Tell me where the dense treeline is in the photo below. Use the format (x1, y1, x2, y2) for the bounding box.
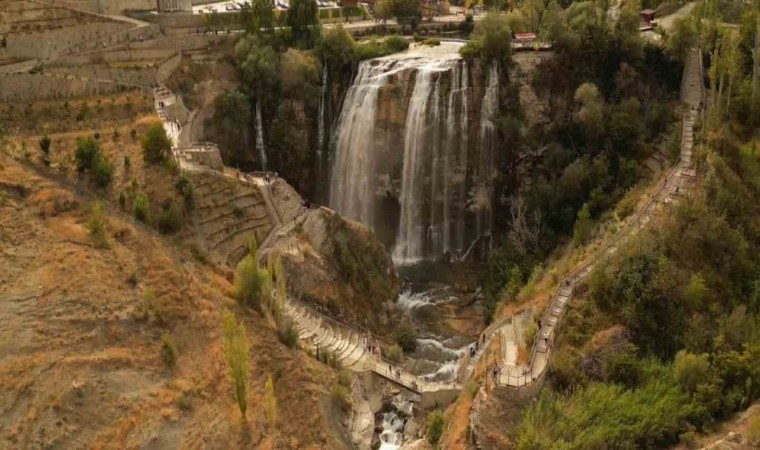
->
(481, 1, 681, 322)
(514, 1, 760, 445)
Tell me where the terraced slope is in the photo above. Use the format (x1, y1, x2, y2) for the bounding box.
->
(190, 171, 274, 266)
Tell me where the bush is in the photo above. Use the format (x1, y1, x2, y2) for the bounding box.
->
(233, 240, 268, 310)
(142, 123, 172, 164)
(133, 191, 150, 223)
(385, 35, 409, 52)
(87, 200, 108, 246)
(39, 134, 51, 155)
(421, 37, 441, 46)
(386, 344, 403, 363)
(331, 384, 351, 411)
(174, 175, 194, 210)
(91, 153, 114, 188)
(338, 369, 352, 388)
(426, 410, 446, 446)
(161, 332, 177, 367)
(223, 310, 250, 416)
(393, 325, 417, 353)
(74, 136, 100, 174)
(158, 199, 184, 234)
(674, 351, 710, 393)
(119, 190, 127, 211)
(276, 318, 299, 348)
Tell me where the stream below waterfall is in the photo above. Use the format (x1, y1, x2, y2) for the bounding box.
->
(395, 261, 481, 383)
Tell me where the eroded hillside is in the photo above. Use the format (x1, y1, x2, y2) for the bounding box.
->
(0, 153, 348, 449)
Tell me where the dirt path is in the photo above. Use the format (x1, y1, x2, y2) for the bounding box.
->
(658, 2, 697, 32)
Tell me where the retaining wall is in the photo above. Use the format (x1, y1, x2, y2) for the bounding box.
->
(0, 73, 139, 101)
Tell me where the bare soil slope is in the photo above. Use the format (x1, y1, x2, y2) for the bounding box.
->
(0, 152, 346, 449)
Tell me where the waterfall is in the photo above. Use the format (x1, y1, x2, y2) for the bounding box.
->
(393, 67, 438, 263)
(456, 62, 470, 254)
(476, 61, 499, 238)
(255, 101, 268, 171)
(329, 60, 397, 226)
(317, 65, 328, 158)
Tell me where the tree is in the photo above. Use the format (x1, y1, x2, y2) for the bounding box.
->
(572, 203, 593, 246)
(237, 37, 280, 99)
(674, 350, 710, 393)
(249, 0, 275, 33)
(133, 191, 150, 223)
(39, 134, 51, 166)
(233, 238, 269, 310)
(280, 49, 321, 99)
(91, 153, 114, 188)
(426, 410, 446, 446)
(87, 200, 108, 246)
(223, 309, 250, 417)
(375, 0, 419, 21)
(469, 12, 512, 63)
(74, 136, 100, 174)
(264, 373, 277, 437)
(287, 0, 319, 45)
(666, 17, 697, 62)
(158, 199, 184, 234)
(141, 123, 172, 164)
(209, 91, 251, 165)
(318, 24, 356, 69)
(574, 82, 604, 142)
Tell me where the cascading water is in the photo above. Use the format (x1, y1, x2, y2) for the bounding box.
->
(255, 101, 268, 170)
(476, 61, 499, 238)
(329, 59, 398, 226)
(317, 65, 328, 158)
(329, 43, 478, 262)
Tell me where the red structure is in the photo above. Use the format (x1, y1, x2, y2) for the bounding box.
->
(640, 9, 656, 24)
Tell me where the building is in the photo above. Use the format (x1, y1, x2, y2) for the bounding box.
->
(157, 0, 191, 13)
(640, 9, 656, 24)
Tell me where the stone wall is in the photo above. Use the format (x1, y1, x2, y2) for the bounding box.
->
(50, 48, 176, 67)
(45, 65, 158, 86)
(5, 22, 160, 60)
(0, 73, 140, 101)
(55, 0, 157, 14)
(156, 52, 182, 82)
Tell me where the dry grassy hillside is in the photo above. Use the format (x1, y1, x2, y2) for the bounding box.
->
(0, 152, 348, 448)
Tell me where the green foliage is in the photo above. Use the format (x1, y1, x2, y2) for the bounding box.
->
(91, 153, 114, 188)
(133, 191, 150, 223)
(318, 24, 356, 69)
(386, 344, 403, 363)
(426, 410, 446, 446)
(354, 36, 409, 60)
(141, 123, 172, 164)
(119, 190, 127, 211)
(248, 0, 275, 32)
(460, 13, 512, 64)
(666, 17, 698, 62)
(674, 351, 710, 393)
(375, 0, 419, 21)
(160, 332, 177, 368)
(39, 134, 51, 155)
(208, 91, 251, 166)
(236, 36, 280, 99)
(572, 203, 593, 246)
(393, 325, 417, 353)
(420, 38, 441, 47)
(223, 309, 250, 416)
(174, 175, 194, 210)
(331, 218, 394, 302)
(233, 239, 270, 310)
(330, 384, 351, 411)
(158, 198, 184, 234)
(287, 0, 319, 46)
(74, 136, 100, 174)
(87, 200, 108, 247)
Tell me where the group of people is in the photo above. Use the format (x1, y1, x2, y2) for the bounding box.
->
(468, 333, 487, 357)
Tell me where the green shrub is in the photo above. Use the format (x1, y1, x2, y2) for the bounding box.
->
(119, 190, 127, 211)
(233, 240, 269, 310)
(142, 123, 172, 164)
(91, 153, 114, 188)
(421, 37, 441, 46)
(386, 344, 403, 363)
(385, 35, 409, 52)
(74, 136, 100, 173)
(133, 191, 150, 223)
(158, 199, 184, 234)
(338, 369, 352, 388)
(174, 175, 194, 210)
(393, 325, 417, 353)
(223, 309, 250, 416)
(39, 134, 51, 155)
(87, 200, 108, 247)
(426, 410, 446, 446)
(161, 332, 177, 367)
(276, 318, 299, 348)
(674, 351, 710, 393)
(331, 384, 351, 411)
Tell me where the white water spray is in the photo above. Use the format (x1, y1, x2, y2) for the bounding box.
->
(255, 101, 268, 170)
